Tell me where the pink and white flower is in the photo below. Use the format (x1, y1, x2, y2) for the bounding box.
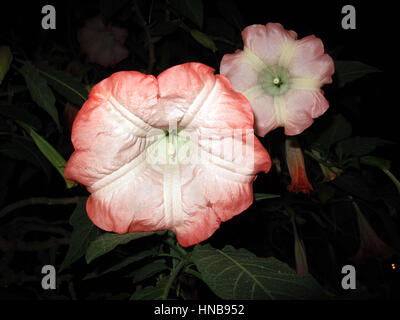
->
(220, 23, 334, 136)
(65, 63, 271, 247)
(78, 16, 129, 68)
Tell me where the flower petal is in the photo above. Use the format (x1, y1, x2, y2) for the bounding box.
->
(242, 23, 297, 66)
(220, 50, 259, 92)
(285, 137, 313, 194)
(284, 89, 329, 135)
(289, 35, 334, 84)
(157, 63, 216, 128)
(249, 94, 279, 136)
(65, 63, 271, 247)
(181, 74, 255, 131)
(177, 164, 254, 246)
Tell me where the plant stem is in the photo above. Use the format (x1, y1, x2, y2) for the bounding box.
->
(382, 168, 400, 194)
(161, 259, 186, 300)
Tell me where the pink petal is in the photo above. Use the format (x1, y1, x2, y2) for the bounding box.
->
(177, 164, 255, 246)
(86, 167, 165, 234)
(285, 137, 313, 194)
(242, 23, 297, 66)
(65, 63, 271, 247)
(183, 74, 255, 130)
(284, 89, 329, 135)
(157, 63, 216, 128)
(249, 94, 279, 137)
(289, 35, 334, 84)
(220, 50, 259, 92)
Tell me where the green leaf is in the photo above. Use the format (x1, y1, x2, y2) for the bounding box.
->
(17, 121, 76, 188)
(0, 105, 42, 131)
(131, 259, 169, 284)
(86, 231, 166, 264)
(192, 244, 325, 300)
(170, 0, 204, 29)
(39, 68, 88, 107)
(18, 61, 59, 128)
(190, 29, 217, 52)
(130, 278, 169, 300)
(334, 60, 381, 88)
(254, 193, 280, 201)
(83, 249, 156, 280)
(315, 114, 352, 152)
(360, 155, 391, 171)
(335, 137, 392, 158)
(0, 46, 13, 85)
(60, 198, 102, 272)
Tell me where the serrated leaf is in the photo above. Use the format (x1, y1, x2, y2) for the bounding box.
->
(170, 0, 203, 29)
(86, 231, 166, 264)
(17, 121, 75, 188)
(131, 259, 169, 284)
(192, 244, 325, 300)
(254, 193, 280, 201)
(39, 68, 88, 106)
(190, 29, 217, 52)
(60, 198, 102, 272)
(84, 249, 156, 280)
(18, 61, 59, 128)
(130, 278, 169, 300)
(335, 137, 392, 158)
(0, 46, 12, 85)
(334, 60, 381, 88)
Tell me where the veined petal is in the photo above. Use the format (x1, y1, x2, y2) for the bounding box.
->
(250, 94, 279, 137)
(284, 89, 329, 136)
(220, 51, 259, 92)
(242, 23, 297, 66)
(289, 35, 334, 84)
(177, 164, 254, 246)
(65, 62, 271, 247)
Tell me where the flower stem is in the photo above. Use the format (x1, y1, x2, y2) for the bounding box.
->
(382, 168, 400, 194)
(161, 258, 186, 300)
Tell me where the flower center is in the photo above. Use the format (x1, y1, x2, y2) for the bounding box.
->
(147, 127, 193, 165)
(259, 66, 291, 96)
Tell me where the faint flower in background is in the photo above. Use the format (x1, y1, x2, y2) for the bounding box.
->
(292, 217, 309, 275)
(77, 15, 130, 68)
(351, 201, 397, 264)
(65, 63, 271, 247)
(285, 136, 313, 194)
(220, 22, 334, 136)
